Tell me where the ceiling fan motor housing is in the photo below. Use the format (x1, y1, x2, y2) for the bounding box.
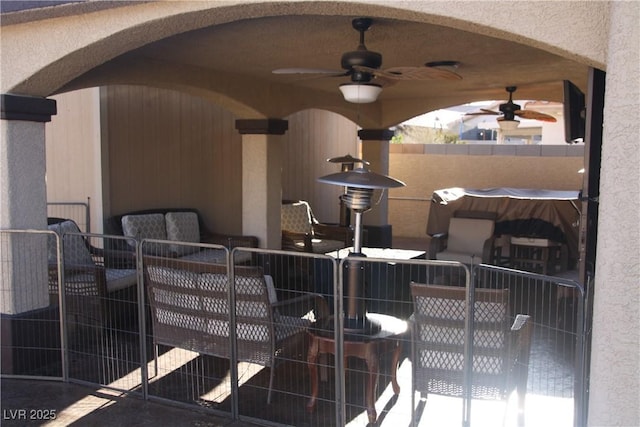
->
(499, 86, 520, 120)
(341, 49, 382, 70)
(499, 101, 521, 120)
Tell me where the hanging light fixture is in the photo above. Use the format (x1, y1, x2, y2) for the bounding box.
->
(318, 167, 405, 335)
(339, 83, 382, 103)
(497, 117, 520, 130)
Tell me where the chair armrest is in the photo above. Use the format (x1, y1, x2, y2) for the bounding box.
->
(510, 314, 531, 332)
(273, 293, 329, 321)
(90, 246, 137, 269)
(482, 236, 496, 264)
(57, 263, 108, 295)
(281, 230, 313, 252)
(428, 233, 447, 259)
(510, 315, 533, 365)
(509, 314, 533, 391)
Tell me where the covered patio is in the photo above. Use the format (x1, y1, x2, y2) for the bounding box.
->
(1, 2, 639, 427)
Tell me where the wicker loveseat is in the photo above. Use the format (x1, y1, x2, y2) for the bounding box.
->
(143, 256, 328, 403)
(105, 208, 258, 264)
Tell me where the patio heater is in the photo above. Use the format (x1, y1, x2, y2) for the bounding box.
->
(318, 167, 405, 335)
(327, 154, 369, 227)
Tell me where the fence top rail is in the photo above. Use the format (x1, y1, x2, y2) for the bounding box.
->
(476, 263, 584, 295)
(47, 201, 89, 207)
(0, 228, 56, 234)
(140, 237, 228, 252)
(231, 246, 338, 262)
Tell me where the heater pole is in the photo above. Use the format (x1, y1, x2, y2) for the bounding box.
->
(353, 211, 363, 253)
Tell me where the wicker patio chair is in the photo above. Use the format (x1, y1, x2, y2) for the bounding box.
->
(143, 256, 329, 404)
(409, 283, 532, 426)
(281, 200, 352, 253)
(47, 219, 137, 328)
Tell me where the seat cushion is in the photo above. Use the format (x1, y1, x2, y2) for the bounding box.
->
(165, 212, 200, 256)
(446, 218, 494, 256)
(105, 268, 138, 292)
(121, 213, 167, 254)
(435, 250, 477, 265)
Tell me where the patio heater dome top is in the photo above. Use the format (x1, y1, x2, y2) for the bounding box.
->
(317, 167, 405, 190)
(326, 154, 370, 166)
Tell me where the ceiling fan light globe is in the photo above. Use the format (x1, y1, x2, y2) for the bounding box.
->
(497, 117, 520, 130)
(339, 83, 382, 103)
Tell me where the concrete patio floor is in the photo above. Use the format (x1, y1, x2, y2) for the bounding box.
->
(1, 378, 259, 427)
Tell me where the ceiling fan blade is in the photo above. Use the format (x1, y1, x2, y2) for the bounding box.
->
(465, 108, 500, 116)
(272, 68, 344, 75)
(380, 66, 462, 81)
(515, 109, 558, 122)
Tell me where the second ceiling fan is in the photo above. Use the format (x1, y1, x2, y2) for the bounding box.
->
(273, 18, 462, 103)
(466, 86, 558, 128)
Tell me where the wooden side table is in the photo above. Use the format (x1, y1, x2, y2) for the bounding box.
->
(306, 313, 407, 424)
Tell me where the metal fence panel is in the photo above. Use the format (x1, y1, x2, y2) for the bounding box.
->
(55, 231, 142, 393)
(1, 230, 63, 380)
(1, 233, 587, 427)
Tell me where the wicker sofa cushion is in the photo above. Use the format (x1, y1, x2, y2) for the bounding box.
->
(47, 220, 94, 266)
(122, 213, 167, 254)
(165, 212, 200, 256)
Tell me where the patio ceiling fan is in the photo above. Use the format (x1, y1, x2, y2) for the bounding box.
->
(272, 18, 462, 103)
(465, 86, 558, 128)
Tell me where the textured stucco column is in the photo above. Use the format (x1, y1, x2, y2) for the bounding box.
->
(588, 2, 640, 426)
(0, 94, 56, 314)
(236, 119, 287, 249)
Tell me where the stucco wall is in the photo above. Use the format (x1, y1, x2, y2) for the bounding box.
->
(587, 2, 640, 425)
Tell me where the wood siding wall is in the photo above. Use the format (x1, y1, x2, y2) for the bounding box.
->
(103, 85, 243, 234)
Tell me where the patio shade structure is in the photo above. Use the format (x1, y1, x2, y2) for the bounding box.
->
(427, 187, 582, 264)
(318, 167, 405, 334)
